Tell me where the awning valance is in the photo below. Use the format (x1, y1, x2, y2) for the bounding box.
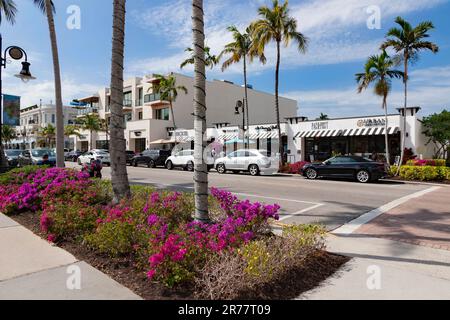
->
(295, 127, 399, 139)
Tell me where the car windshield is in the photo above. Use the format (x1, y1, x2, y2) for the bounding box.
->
(5, 150, 22, 156)
(32, 150, 56, 157)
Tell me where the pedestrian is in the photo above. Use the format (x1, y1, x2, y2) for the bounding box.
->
(42, 154, 53, 167)
(91, 159, 103, 179)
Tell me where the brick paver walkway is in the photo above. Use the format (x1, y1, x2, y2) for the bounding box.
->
(357, 187, 450, 251)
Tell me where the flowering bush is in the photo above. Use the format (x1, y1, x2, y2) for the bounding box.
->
(280, 161, 310, 174)
(406, 159, 446, 167)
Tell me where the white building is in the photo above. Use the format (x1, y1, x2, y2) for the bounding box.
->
(72, 72, 298, 152)
(10, 104, 79, 150)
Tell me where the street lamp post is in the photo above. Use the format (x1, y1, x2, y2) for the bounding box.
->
(235, 99, 248, 149)
(0, 34, 35, 172)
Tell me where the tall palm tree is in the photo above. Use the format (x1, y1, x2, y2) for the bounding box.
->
(219, 25, 266, 148)
(79, 113, 101, 150)
(64, 124, 81, 138)
(152, 74, 188, 129)
(0, 0, 16, 24)
(109, 0, 130, 201)
(180, 46, 219, 70)
(251, 0, 308, 168)
(192, 0, 208, 222)
(381, 16, 439, 170)
(0, 0, 17, 169)
(356, 51, 404, 165)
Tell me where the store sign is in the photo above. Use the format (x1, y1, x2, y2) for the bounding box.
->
(174, 131, 189, 137)
(256, 125, 278, 131)
(357, 118, 386, 127)
(311, 122, 328, 130)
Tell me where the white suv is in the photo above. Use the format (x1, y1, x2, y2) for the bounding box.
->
(78, 150, 111, 166)
(165, 150, 214, 171)
(214, 149, 277, 176)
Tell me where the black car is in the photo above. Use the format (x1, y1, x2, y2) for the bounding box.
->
(126, 150, 136, 165)
(4, 149, 22, 168)
(65, 150, 83, 162)
(131, 149, 171, 168)
(301, 156, 388, 183)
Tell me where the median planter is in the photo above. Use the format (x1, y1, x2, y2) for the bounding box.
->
(1, 166, 348, 300)
(389, 165, 450, 182)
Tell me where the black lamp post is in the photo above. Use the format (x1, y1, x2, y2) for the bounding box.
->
(1, 34, 35, 172)
(235, 99, 248, 149)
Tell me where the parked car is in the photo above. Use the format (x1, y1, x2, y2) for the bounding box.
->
(301, 155, 388, 183)
(78, 150, 111, 166)
(131, 149, 171, 168)
(126, 150, 137, 165)
(4, 149, 22, 168)
(214, 149, 276, 176)
(65, 150, 83, 162)
(165, 149, 214, 171)
(18, 149, 57, 167)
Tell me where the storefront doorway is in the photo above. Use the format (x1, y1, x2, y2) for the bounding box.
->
(135, 138, 146, 153)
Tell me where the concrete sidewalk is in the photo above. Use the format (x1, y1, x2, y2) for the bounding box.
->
(300, 234, 450, 299)
(300, 186, 450, 300)
(0, 213, 141, 300)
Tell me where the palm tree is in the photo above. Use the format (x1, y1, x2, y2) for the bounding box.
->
(0, 0, 16, 24)
(152, 74, 187, 129)
(381, 16, 439, 170)
(251, 0, 308, 168)
(0, 0, 17, 169)
(109, 0, 130, 201)
(180, 46, 219, 70)
(32, 0, 63, 167)
(64, 124, 81, 138)
(356, 51, 404, 165)
(219, 25, 266, 148)
(79, 113, 101, 150)
(192, 0, 208, 222)
(317, 113, 329, 120)
(1, 125, 16, 147)
(40, 124, 56, 148)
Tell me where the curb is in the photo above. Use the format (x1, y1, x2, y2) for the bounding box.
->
(382, 178, 450, 187)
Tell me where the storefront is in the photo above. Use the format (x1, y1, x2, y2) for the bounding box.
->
(289, 107, 435, 163)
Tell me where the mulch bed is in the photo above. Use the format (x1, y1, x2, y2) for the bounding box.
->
(11, 211, 349, 300)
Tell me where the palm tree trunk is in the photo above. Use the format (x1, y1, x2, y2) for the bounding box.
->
(170, 100, 176, 129)
(90, 129, 93, 150)
(109, 0, 130, 202)
(396, 54, 408, 175)
(275, 40, 283, 168)
(243, 55, 250, 149)
(45, 0, 64, 168)
(192, 0, 209, 222)
(383, 95, 390, 166)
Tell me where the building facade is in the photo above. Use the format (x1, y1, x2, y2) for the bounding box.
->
(10, 104, 79, 150)
(71, 73, 298, 152)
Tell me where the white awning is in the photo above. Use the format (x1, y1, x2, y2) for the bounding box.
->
(295, 126, 400, 139)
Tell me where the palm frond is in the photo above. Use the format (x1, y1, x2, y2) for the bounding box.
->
(0, 0, 17, 25)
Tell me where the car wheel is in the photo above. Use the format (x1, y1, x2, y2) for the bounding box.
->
(132, 160, 138, 167)
(216, 163, 226, 174)
(166, 160, 174, 170)
(305, 168, 318, 180)
(187, 161, 194, 172)
(148, 160, 155, 168)
(249, 164, 260, 176)
(356, 170, 370, 183)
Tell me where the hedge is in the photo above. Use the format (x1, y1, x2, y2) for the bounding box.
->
(406, 159, 447, 167)
(390, 165, 450, 181)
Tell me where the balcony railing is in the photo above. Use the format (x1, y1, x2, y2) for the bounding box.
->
(78, 107, 99, 116)
(123, 99, 133, 108)
(144, 93, 163, 103)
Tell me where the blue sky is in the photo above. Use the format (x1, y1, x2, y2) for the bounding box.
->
(2, 0, 450, 119)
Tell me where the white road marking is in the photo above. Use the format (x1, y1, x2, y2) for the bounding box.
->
(279, 203, 324, 222)
(332, 186, 441, 235)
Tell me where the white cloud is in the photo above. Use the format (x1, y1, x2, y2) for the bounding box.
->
(128, 0, 446, 76)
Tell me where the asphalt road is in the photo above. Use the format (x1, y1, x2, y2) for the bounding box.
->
(66, 162, 429, 231)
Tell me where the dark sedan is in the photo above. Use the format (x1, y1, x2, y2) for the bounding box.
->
(131, 149, 171, 168)
(301, 156, 388, 183)
(4, 149, 22, 168)
(65, 150, 83, 162)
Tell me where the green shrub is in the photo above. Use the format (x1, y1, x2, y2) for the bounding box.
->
(0, 165, 45, 185)
(398, 165, 449, 181)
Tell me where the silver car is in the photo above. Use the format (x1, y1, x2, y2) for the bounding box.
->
(214, 149, 277, 176)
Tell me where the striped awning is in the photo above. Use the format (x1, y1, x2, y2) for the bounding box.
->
(217, 133, 238, 141)
(295, 127, 400, 139)
(248, 131, 283, 139)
